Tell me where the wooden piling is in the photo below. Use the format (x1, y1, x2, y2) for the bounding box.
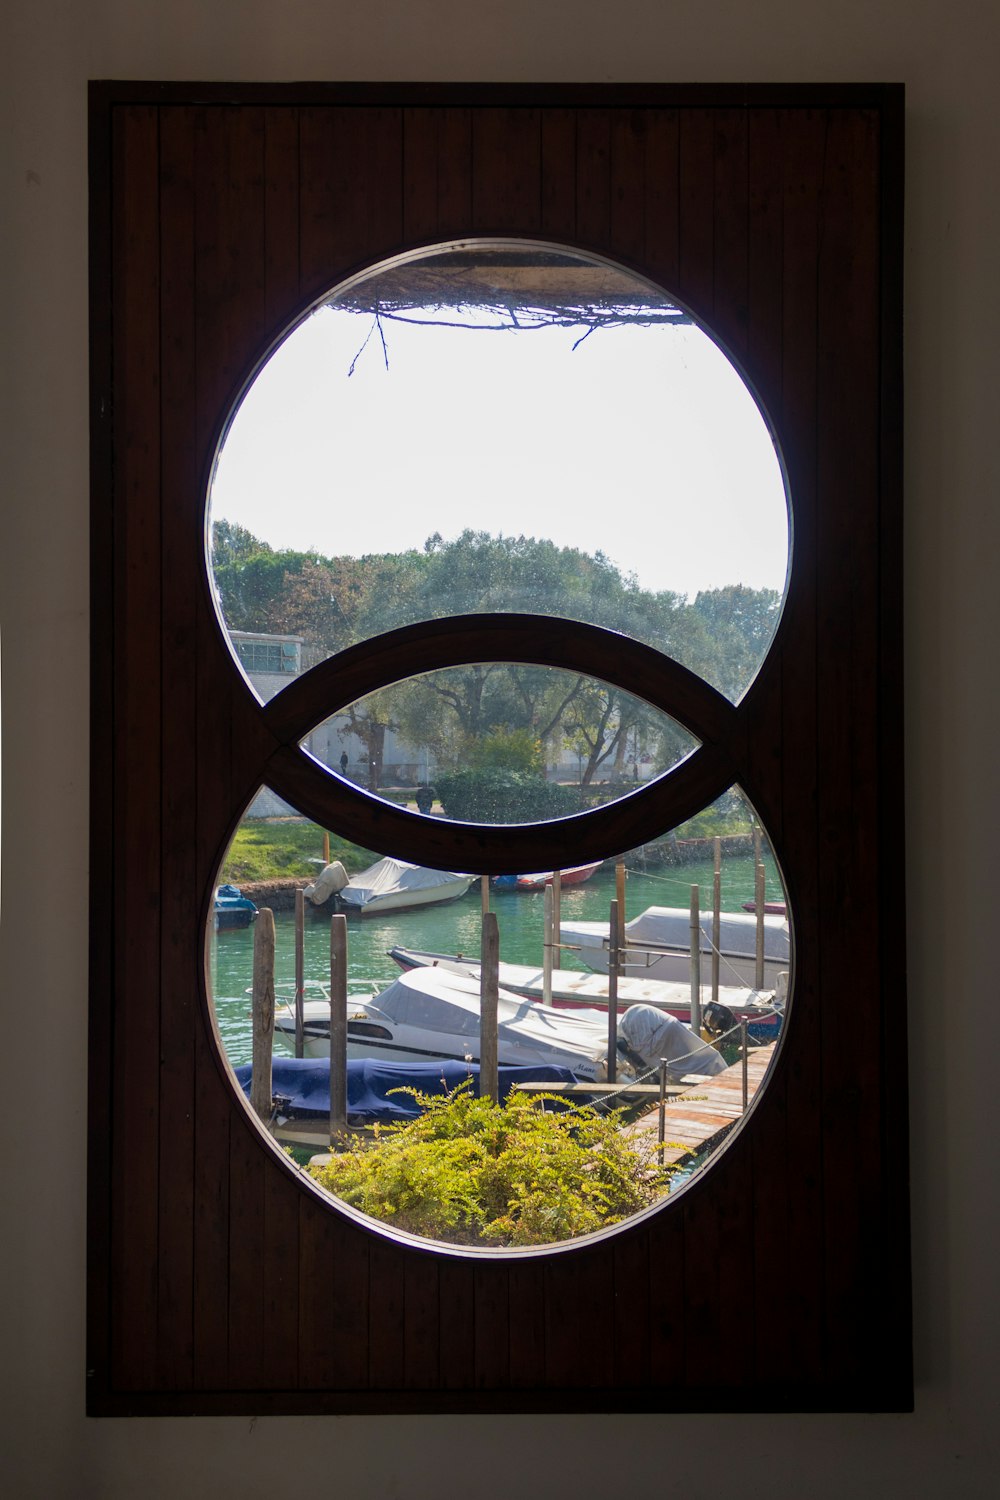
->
(480, 911, 500, 1103)
(250, 908, 275, 1122)
(542, 884, 554, 1007)
(712, 836, 722, 1007)
(294, 887, 305, 1058)
(689, 886, 702, 1038)
(329, 913, 348, 1142)
(607, 899, 619, 1084)
(323, 830, 331, 865)
(481, 874, 490, 916)
(551, 869, 562, 963)
(755, 861, 766, 989)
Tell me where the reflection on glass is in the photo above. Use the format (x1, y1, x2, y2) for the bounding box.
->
(207, 785, 787, 1247)
(301, 663, 698, 822)
(208, 241, 789, 701)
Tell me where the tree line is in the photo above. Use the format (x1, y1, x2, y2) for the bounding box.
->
(212, 520, 781, 792)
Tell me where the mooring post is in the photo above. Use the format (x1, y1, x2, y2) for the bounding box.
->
(480, 910, 500, 1103)
(712, 836, 722, 1007)
(551, 868, 562, 968)
(689, 885, 702, 1037)
(250, 908, 275, 1122)
(329, 913, 348, 1143)
(658, 1057, 668, 1161)
(323, 830, 331, 865)
(542, 883, 554, 1007)
(741, 1017, 749, 1111)
(607, 899, 619, 1083)
(294, 886, 305, 1059)
(755, 860, 766, 990)
(481, 874, 490, 916)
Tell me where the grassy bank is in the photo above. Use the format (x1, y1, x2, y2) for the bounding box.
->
(221, 818, 375, 884)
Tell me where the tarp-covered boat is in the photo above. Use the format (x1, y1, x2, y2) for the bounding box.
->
(305, 856, 473, 917)
(213, 883, 258, 931)
(560, 904, 791, 990)
(274, 964, 630, 1081)
(234, 1055, 580, 1131)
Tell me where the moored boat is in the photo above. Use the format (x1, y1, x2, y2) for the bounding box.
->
(492, 862, 603, 892)
(213, 883, 259, 931)
(560, 903, 791, 991)
(273, 964, 681, 1081)
(304, 855, 474, 917)
(388, 944, 782, 1037)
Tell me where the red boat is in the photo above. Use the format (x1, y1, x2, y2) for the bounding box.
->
(493, 862, 602, 891)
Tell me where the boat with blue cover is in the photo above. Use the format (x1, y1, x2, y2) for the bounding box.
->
(213, 883, 259, 931)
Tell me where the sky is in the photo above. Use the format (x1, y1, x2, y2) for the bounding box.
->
(210, 297, 790, 601)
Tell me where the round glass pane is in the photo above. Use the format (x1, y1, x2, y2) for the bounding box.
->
(207, 784, 790, 1250)
(208, 241, 790, 704)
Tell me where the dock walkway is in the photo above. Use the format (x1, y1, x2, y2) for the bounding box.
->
(623, 1041, 776, 1165)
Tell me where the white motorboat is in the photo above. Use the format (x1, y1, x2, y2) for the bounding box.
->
(560, 904, 791, 990)
(274, 965, 632, 1081)
(387, 944, 782, 1037)
(304, 855, 474, 917)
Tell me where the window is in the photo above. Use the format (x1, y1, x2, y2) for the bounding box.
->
(89, 83, 909, 1414)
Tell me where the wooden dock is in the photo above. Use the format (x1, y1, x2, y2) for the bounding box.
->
(623, 1041, 777, 1165)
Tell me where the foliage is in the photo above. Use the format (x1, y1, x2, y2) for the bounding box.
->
(466, 726, 544, 773)
(435, 767, 581, 823)
(308, 1084, 674, 1246)
(220, 819, 374, 883)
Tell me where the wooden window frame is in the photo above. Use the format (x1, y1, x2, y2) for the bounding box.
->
(88, 81, 909, 1414)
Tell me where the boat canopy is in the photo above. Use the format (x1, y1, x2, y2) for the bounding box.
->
(339, 856, 468, 910)
(621, 905, 790, 961)
(235, 1056, 579, 1125)
(369, 967, 613, 1063)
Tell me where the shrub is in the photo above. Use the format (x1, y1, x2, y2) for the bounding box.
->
(308, 1084, 675, 1246)
(435, 768, 580, 824)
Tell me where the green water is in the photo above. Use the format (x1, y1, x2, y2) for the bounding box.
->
(210, 853, 783, 1066)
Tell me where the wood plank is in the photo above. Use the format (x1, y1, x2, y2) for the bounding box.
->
(711, 109, 750, 359)
(540, 108, 577, 240)
(263, 1163, 301, 1390)
(642, 109, 680, 292)
(575, 108, 612, 248)
(473, 1263, 510, 1389)
(297, 1194, 370, 1390)
(472, 107, 542, 234)
(299, 106, 404, 301)
(109, 101, 162, 1393)
(263, 106, 302, 334)
(609, 108, 647, 266)
(403, 1251, 440, 1389)
(677, 109, 715, 322)
(156, 103, 199, 1391)
(403, 106, 473, 242)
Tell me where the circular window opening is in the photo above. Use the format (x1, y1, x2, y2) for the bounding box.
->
(207, 240, 791, 705)
(207, 784, 791, 1251)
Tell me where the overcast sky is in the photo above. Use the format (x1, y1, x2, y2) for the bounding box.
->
(210, 304, 790, 600)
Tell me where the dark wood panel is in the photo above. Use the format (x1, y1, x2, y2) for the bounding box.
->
(109, 101, 162, 1392)
(263, 108, 302, 335)
(813, 107, 885, 1386)
(677, 110, 715, 321)
(403, 107, 473, 243)
(90, 87, 908, 1414)
(472, 108, 542, 233)
(299, 107, 405, 301)
(712, 109, 750, 360)
(156, 104, 200, 1390)
(772, 106, 828, 1388)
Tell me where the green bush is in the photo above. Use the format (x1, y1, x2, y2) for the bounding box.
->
(435, 768, 580, 823)
(308, 1084, 675, 1246)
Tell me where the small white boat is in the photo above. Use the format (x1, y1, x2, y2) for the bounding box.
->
(560, 904, 791, 990)
(274, 965, 631, 1082)
(305, 856, 474, 917)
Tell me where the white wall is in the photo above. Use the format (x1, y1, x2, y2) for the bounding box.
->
(2, 4, 998, 1495)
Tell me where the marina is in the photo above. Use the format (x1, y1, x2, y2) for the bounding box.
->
(210, 847, 786, 1067)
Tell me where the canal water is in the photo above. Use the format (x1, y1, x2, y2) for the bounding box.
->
(210, 853, 784, 1065)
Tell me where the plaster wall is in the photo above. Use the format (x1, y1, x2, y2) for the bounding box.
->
(2, 3, 998, 1495)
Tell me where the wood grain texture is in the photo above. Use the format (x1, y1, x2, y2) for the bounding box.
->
(89, 85, 908, 1414)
